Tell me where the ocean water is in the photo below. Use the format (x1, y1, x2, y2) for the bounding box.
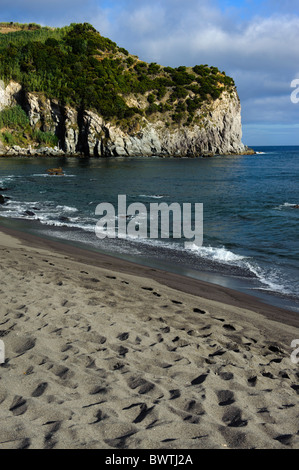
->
(0, 146, 298, 312)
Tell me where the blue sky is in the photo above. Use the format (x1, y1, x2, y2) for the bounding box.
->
(1, 0, 299, 146)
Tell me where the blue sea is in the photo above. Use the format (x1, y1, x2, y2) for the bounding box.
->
(0, 146, 298, 312)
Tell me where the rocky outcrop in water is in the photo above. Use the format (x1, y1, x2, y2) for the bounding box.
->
(0, 79, 248, 157)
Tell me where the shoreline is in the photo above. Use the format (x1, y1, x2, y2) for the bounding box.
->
(0, 145, 256, 159)
(0, 146, 297, 315)
(1, 223, 299, 449)
(1, 222, 298, 329)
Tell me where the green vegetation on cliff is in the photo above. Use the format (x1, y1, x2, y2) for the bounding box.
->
(0, 104, 58, 148)
(0, 22, 235, 127)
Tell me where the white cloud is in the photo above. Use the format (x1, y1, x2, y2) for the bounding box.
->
(97, 6, 299, 131)
(105, 4, 299, 143)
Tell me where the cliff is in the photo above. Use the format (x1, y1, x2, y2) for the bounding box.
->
(0, 80, 246, 158)
(0, 23, 247, 157)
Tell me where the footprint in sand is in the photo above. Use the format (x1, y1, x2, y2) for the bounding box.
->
(118, 345, 129, 357)
(247, 376, 257, 387)
(160, 326, 170, 333)
(127, 376, 156, 395)
(191, 373, 208, 386)
(222, 407, 248, 427)
(90, 408, 109, 424)
(117, 332, 129, 341)
(219, 371, 234, 381)
(89, 385, 109, 395)
(9, 395, 28, 416)
(32, 382, 48, 397)
(216, 390, 235, 406)
(11, 336, 36, 356)
(132, 403, 155, 424)
(274, 434, 293, 446)
(193, 307, 206, 314)
(223, 324, 236, 331)
(169, 389, 181, 400)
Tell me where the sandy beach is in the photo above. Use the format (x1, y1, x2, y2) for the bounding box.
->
(0, 224, 298, 450)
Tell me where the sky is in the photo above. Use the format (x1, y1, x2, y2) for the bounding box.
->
(1, 0, 299, 146)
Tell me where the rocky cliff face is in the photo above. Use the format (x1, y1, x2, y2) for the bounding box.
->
(0, 79, 246, 157)
(0, 80, 22, 110)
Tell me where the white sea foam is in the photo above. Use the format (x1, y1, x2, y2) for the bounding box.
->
(187, 243, 289, 294)
(38, 218, 95, 232)
(138, 194, 164, 199)
(0, 199, 91, 231)
(56, 205, 78, 213)
(275, 202, 298, 210)
(0, 175, 17, 183)
(0, 195, 292, 298)
(243, 261, 288, 294)
(32, 173, 76, 177)
(187, 244, 246, 263)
